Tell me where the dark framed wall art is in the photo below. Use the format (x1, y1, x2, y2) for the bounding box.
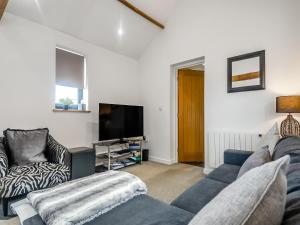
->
(227, 50, 265, 93)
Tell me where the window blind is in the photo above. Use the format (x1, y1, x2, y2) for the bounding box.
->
(56, 48, 85, 89)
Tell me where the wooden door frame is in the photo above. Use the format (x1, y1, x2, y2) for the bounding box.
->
(170, 57, 205, 164)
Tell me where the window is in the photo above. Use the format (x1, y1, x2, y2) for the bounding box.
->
(55, 47, 88, 111)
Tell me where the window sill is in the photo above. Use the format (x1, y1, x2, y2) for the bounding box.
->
(53, 109, 91, 113)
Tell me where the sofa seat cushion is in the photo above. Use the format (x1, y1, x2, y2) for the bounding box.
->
(84, 195, 194, 225)
(207, 164, 240, 184)
(171, 178, 228, 214)
(0, 162, 70, 198)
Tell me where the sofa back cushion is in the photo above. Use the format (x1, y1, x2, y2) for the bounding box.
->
(273, 136, 300, 225)
(0, 138, 8, 178)
(4, 129, 49, 166)
(237, 147, 271, 178)
(273, 136, 300, 161)
(188, 156, 289, 225)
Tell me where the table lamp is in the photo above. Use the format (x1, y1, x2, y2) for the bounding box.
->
(276, 96, 300, 137)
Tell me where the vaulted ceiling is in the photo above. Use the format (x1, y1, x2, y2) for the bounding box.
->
(6, 0, 178, 59)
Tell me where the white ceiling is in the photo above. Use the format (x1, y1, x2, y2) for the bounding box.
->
(6, 0, 178, 59)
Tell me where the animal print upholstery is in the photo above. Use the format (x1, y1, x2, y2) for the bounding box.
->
(0, 142, 8, 178)
(46, 135, 69, 165)
(0, 162, 70, 198)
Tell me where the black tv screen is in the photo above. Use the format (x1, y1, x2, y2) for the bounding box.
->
(99, 103, 144, 141)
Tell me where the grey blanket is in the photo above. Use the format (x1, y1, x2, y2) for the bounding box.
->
(27, 171, 147, 225)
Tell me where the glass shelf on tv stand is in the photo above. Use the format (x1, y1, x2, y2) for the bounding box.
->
(93, 138, 143, 171)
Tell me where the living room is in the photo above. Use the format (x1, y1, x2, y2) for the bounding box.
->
(0, 0, 300, 225)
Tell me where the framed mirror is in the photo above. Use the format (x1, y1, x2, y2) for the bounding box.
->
(227, 50, 265, 93)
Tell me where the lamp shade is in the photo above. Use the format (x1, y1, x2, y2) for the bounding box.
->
(276, 96, 300, 113)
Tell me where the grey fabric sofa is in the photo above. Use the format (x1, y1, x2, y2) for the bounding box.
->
(24, 136, 300, 225)
(171, 136, 300, 225)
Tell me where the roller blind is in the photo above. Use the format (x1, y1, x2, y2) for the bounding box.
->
(56, 48, 85, 89)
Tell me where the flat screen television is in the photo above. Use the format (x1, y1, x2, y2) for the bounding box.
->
(99, 103, 144, 141)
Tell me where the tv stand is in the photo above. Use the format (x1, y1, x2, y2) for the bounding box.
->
(93, 138, 144, 171)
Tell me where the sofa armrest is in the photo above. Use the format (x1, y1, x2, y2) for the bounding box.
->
(46, 135, 71, 168)
(224, 149, 253, 166)
(68, 147, 95, 180)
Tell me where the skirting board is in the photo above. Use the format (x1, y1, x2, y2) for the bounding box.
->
(203, 167, 213, 175)
(149, 156, 213, 175)
(149, 156, 176, 165)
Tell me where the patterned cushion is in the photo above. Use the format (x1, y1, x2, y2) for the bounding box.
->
(46, 135, 68, 165)
(0, 141, 8, 178)
(0, 162, 70, 198)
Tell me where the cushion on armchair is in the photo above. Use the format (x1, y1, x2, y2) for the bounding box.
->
(0, 139, 8, 178)
(46, 135, 69, 166)
(0, 162, 70, 198)
(4, 128, 49, 166)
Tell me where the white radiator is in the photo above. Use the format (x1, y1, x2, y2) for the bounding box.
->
(206, 131, 262, 168)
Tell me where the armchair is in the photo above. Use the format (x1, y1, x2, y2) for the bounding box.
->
(0, 135, 71, 216)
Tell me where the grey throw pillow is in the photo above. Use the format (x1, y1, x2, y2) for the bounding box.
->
(4, 129, 49, 166)
(188, 155, 290, 225)
(255, 123, 280, 156)
(237, 147, 271, 178)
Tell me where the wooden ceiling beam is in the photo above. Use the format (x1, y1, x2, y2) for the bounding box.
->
(117, 0, 165, 29)
(0, 0, 8, 22)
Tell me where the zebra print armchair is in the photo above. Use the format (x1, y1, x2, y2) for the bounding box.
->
(0, 135, 71, 216)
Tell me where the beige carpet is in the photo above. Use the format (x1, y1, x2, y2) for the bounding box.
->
(123, 161, 204, 203)
(1, 161, 204, 225)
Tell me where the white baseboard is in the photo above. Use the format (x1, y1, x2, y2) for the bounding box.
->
(149, 156, 175, 165)
(203, 167, 214, 175)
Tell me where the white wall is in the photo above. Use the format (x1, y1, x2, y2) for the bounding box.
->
(0, 13, 140, 148)
(139, 0, 300, 166)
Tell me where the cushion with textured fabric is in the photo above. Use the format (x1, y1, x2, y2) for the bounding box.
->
(0, 162, 70, 198)
(237, 147, 271, 178)
(171, 178, 228, 214)
(207, 164, 240, 184)
(255, 123, 280, 155)
(4, 128, 49, 166)
(46, 135, 68, 165)
(0, 140, 8, 178)
(188, 156, 289, 225)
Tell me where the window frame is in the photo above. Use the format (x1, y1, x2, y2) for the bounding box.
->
(54, 46, 89, 113)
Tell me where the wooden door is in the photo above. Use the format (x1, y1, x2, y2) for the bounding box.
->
(178, 69, 204, 163)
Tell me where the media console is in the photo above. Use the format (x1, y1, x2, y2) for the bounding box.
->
(93, 138, 144, 171)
